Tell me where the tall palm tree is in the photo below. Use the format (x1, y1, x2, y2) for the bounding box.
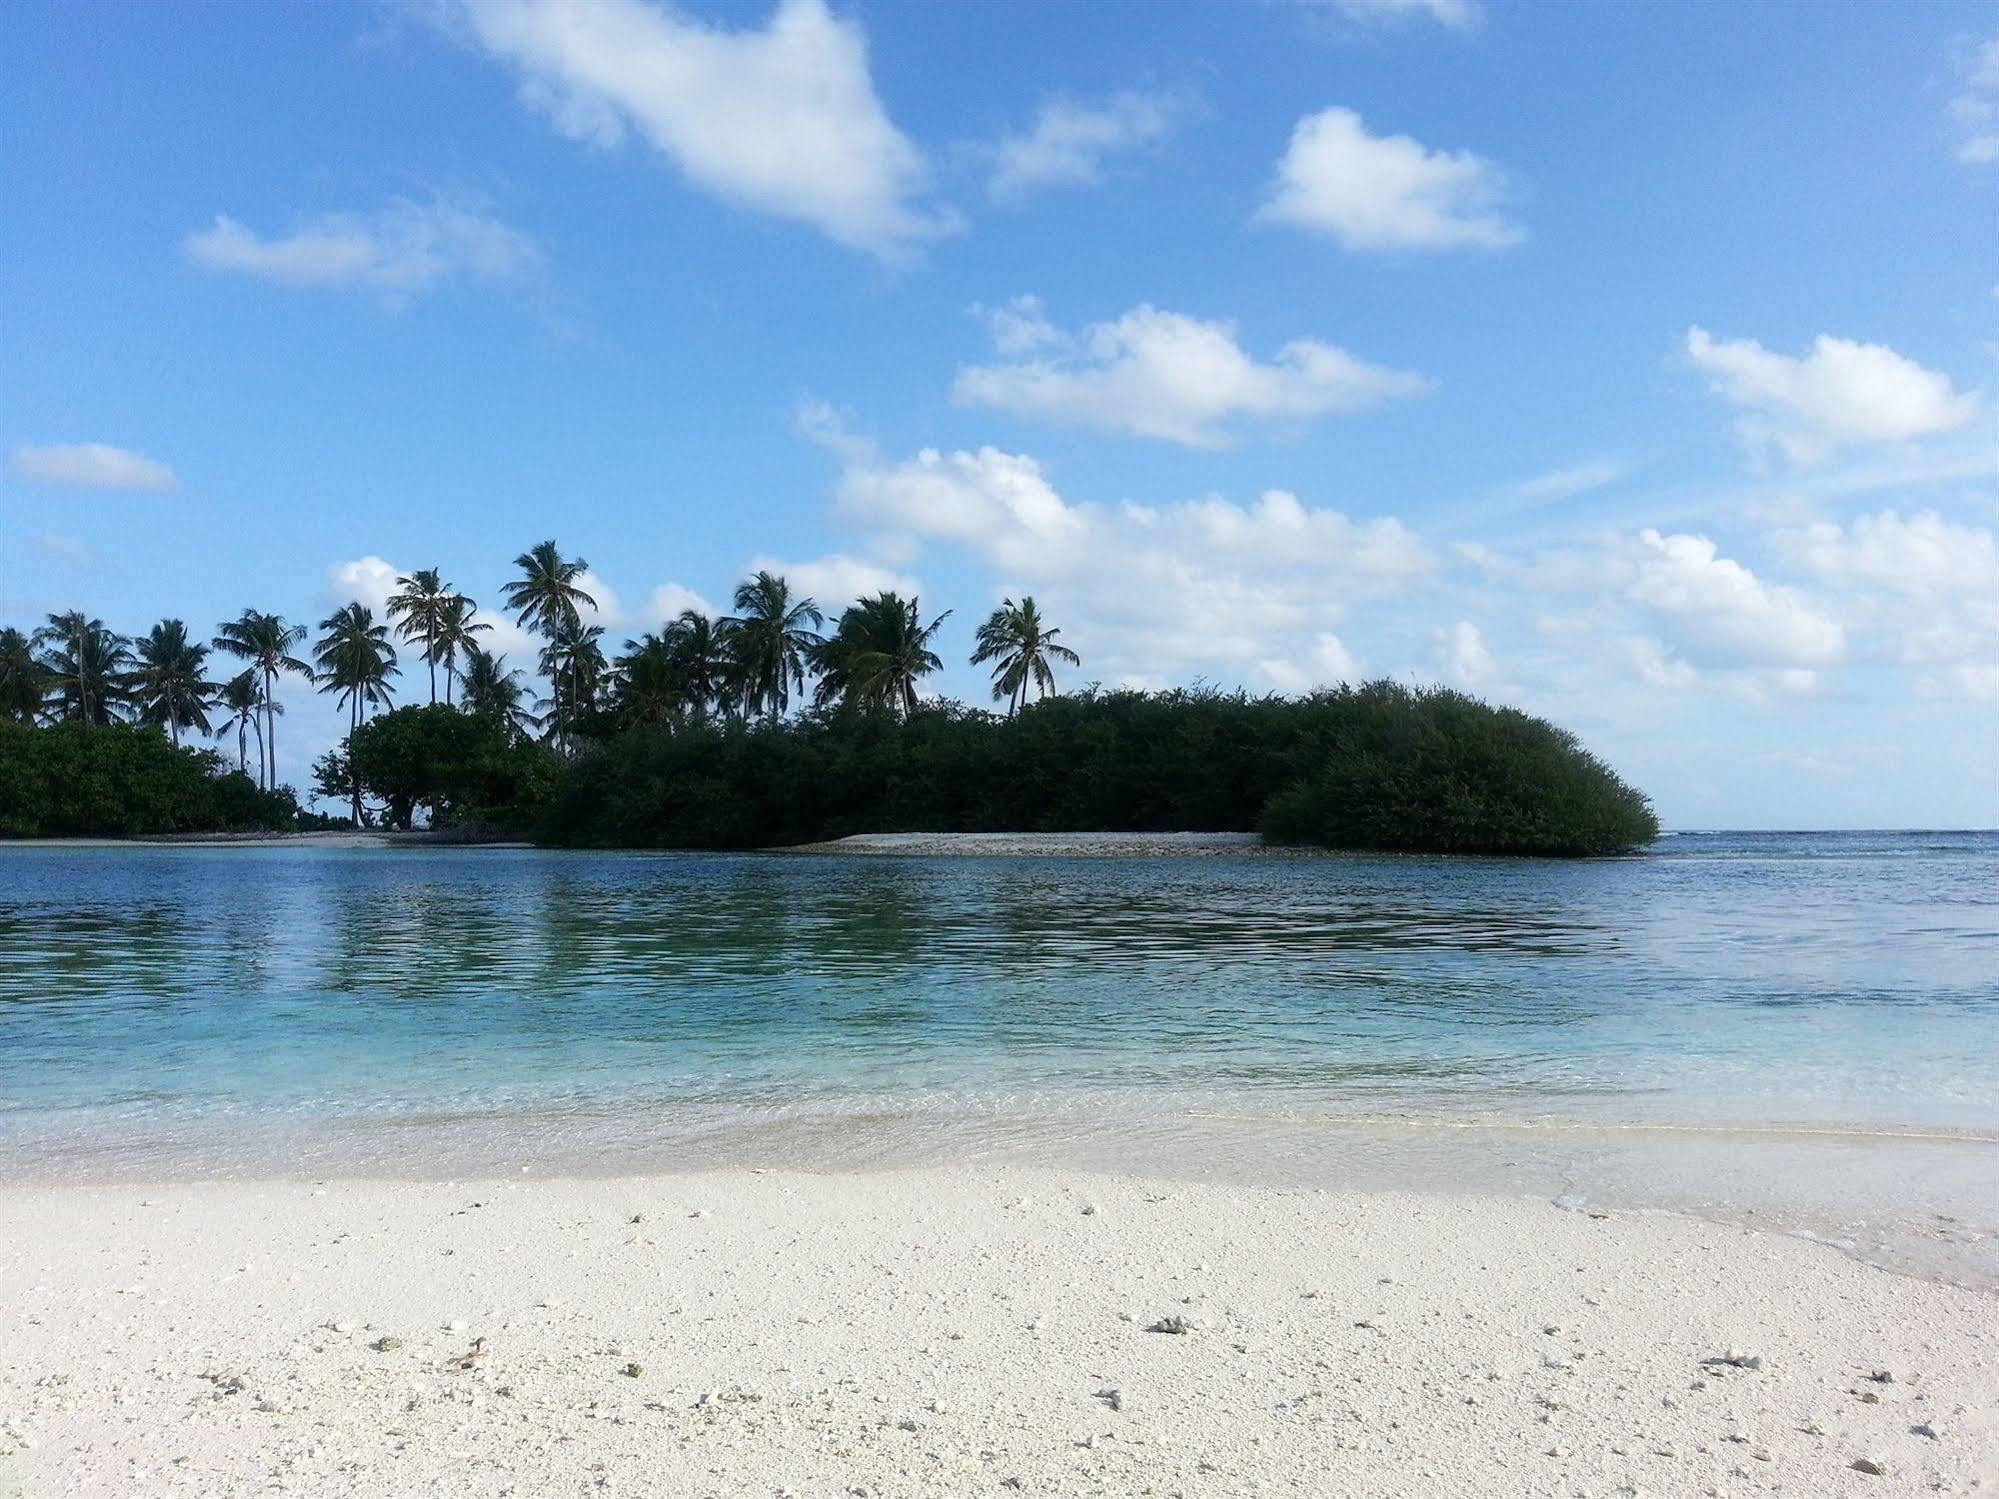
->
(663, 609, 730, 726)
(613, 632, 685, 729)
(212, 669, 264, 778)
(387, 568, 479, 705)
(502, 541, 596, 751)
(130, 619, 216, 745)
(971, 596, 1082, 716)
(213, 611, 310, 789)
(459, 645, 538, 740)
(0, 628, 43, 724)
(32, 612, 131, 727)
(430, 594, 490, 706)
(814, 593, 951, 719)
(537, 616, 607, 747)
(723, 571, 823, 727)
(313, 604, 400, 824)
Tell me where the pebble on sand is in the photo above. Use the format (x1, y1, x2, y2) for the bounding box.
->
(1850, 1456, 1890, 1476)
(1147, 1315, 1196, 1335)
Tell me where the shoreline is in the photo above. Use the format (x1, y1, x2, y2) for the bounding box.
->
(2, 1165, 1991, 1497)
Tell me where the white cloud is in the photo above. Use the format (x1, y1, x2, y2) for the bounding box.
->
(1256, 632, 1366, 693)
(186, 196, 539, 301)
(986, 90, 1186, 202)
(424, 0, 951, 256)
(806, 418, 1433, 687)
(1685, 327, 1980, 462)
(1503, 459, 1624, 504)
(1624, 528, 1844, 668)
(742, 552, 922, 610)
(1619, 636, 1698, 690)
(1257, 106, 1521, 252)
(953, 301, 1432, 447)
(1950, 33, 1999, 165)
(1773, 509, 1998, 594)
(9, 441, 177, 491)
(1303, 0, 1479, 29)
(1434, 619, 1497, 685)
(639, 582, 716, 624)
(325, 556, 403, 617)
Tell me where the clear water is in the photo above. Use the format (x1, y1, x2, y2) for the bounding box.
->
(2, 833, 1994, 1279)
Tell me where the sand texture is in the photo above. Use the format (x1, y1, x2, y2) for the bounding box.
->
(2, 1167, 1992, 1498)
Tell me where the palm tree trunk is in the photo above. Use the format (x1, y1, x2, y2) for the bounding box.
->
(263, 667, 277, 791)
(427, 629, 437, 705)
(349, 694, 362, 826)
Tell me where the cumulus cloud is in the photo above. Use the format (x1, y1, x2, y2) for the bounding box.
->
(422, 0, 951, 256)
(1257, 107, 1521, 252)
(1623, 528, 1844, 668)
(1433, 619, 1497, 685)
(741, 552, 922, 610)
(952, 301, 1432, 447)
(186, 196, 539, 302)
(9, 441, 177, 490)
(985, 90, 1188, 202)
(1684, 327, 1980, 463)
(803, 414, 1434, 687)
(1773, 509, 1998, 594)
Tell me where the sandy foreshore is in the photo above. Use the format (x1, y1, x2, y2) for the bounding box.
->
(2, 1168, 1991, 1498)
(782, 831, 1290, 856)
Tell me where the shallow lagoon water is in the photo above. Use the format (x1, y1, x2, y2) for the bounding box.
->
(2, 831, 1994, 1279)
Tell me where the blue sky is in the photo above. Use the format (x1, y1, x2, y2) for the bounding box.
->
(3, 0, 1995, 828)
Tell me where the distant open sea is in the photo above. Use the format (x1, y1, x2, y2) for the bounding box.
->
(3, 832, 1994, 1278)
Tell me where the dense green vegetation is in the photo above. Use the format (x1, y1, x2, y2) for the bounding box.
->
(0, 721, 301, 837)
(538, 682, 1657, 855)
(3, 539, 1657, 854)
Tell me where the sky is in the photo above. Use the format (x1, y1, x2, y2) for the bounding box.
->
(3, 0, 1995, 829)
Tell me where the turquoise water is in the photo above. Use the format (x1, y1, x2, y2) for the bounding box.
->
(2, 832, 1993, 1189)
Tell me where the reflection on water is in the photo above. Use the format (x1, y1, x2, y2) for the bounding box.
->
(0, 833, 1995, 1178)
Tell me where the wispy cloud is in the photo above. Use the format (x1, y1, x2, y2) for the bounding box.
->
(9, 442, 177, 491)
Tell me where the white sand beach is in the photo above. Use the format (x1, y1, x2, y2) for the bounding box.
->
(2, 1166, 1992, 1498)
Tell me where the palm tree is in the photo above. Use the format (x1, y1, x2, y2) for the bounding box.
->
(430, 594, 490, 706)
(32, 612, 131, 727)
(459, 645, 538, 740)
(130, 619, 216, 745)
(723, 571, 822, 726)
(388, 568, 480, 705)
(613, 632, 685, 728)
(213, 669, 264, 778)
(537, 616, 607, 747)
(971, 596, 1082, 716)
(314, 603, 399, 823)
(213, 611, 310, 790)
(815, 593, 951, 719)
(660, 610, 730, 726)
(502, 541, 596, 751)
(0, 628, 43, 724)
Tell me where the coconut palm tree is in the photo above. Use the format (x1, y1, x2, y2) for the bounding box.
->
(971, 596, 1082, 716)
(213, 611, 310, 789)
(459, 645, 538, 740)
(502, 541, 596, 751)
(502, 540, 595, 635)
(32, 611, 131, 727)
(212, 669, 264, 778)
(314, 604, 400, 824)
(538, 616, 607, 748)
(388, 568, 480, 705)
(815, 593, 951, 719)
(0, 628, 43, 724)
(664, 610, 730, 726)
(430, 594, 490, 706)
(612, 632, 685, 728)
(131, 619, 216, 745)
(723, 571, 822, 726)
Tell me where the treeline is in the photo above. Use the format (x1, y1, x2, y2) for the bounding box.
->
(539, 683, 1659, 856)
(3, 538, 1659, 853)
(0, 722, 305, 838)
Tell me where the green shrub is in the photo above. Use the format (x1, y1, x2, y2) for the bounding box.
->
(0, 720, 300, 836)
